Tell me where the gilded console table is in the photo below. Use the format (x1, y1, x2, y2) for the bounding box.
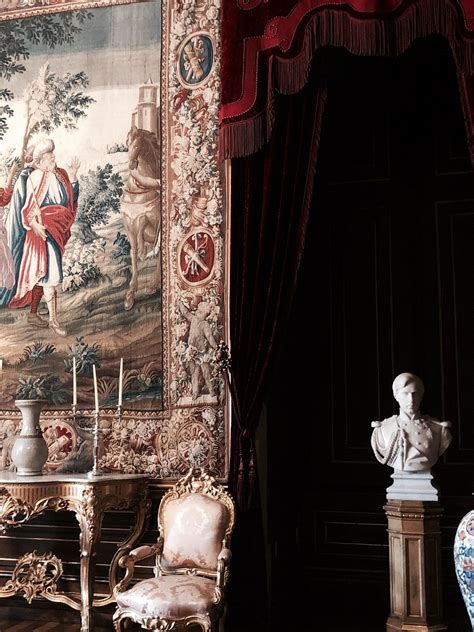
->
(0, 472, 149, 632)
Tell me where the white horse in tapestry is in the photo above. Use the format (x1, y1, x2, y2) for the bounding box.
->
(120, 125, 161, 311)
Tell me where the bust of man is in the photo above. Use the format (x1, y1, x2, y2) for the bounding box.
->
(371, 372, 451, 473)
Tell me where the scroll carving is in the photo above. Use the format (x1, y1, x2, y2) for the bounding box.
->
(0, 487, 69, 532)
(1, 551, 63, 603)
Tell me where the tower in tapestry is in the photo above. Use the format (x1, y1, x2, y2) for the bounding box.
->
(132, 77, 160, 135)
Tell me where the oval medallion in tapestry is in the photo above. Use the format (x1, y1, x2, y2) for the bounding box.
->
(177, 32, 214, 88)
(177, 421, 213, 468)
(41, 419, 77, 470)
(178, 229, 215, 286)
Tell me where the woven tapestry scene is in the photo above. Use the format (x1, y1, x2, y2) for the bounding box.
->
(0, 1, 163, 415)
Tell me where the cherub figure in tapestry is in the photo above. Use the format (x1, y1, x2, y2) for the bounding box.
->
(120, 125, 161, 311)
(179, 300, 218, 401)
(0, 421, 17, 471)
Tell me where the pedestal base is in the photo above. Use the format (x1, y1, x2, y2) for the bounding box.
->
(386, 471, 439, 501)
(384, 500, 446, 632)
(387, 617, 447, 631)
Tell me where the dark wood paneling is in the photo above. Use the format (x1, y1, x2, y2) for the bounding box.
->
(436, 201, 474, 459)
(330, 207, 393, 461)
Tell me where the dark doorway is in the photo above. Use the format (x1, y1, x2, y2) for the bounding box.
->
(266, 35, 474, 630)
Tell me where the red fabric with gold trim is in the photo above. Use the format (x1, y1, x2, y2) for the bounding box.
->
(220, 0, 474, 159)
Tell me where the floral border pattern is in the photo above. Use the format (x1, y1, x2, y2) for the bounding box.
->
(0, 0, 141, 22)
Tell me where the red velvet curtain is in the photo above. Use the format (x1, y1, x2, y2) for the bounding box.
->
(223, 0, 474, 511)
(225, 69, 326, 627)
(221, 0, 474, 160)
(222, 1, 474, 625)
(228, 72, 327, 510)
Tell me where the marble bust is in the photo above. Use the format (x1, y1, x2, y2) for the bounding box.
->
(371, 373, 452, 500)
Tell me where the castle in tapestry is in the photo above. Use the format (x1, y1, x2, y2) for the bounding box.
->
(132, 78, 160, 135)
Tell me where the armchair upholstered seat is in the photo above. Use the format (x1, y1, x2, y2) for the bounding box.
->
(113, 468, 236, 631)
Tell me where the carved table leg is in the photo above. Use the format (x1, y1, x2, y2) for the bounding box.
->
(72, 489, 103, 632)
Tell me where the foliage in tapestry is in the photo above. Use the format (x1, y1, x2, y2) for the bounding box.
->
(76, 164, 123, 240)
(0, 12, 93, 145)
(16, 374, 67, 404)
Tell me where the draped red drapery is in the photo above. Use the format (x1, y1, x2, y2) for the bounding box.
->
(220, 0, 474, 160)
(226, 67, 327, 625)
(222, 0, 474, 513)
(222, 5, 473, 623)
(220, 0, 474, 630)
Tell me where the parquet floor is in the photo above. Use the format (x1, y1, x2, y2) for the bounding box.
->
(0, 625, 266, 632)
(0, 619, 412, 632)
(0, 622, 263, 632)
(0, 623, 112, 632)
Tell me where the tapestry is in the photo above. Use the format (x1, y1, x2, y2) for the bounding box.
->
(0, 1, 163, 411)
(0, 0, 139, 22)
(0, 0, 229, 480)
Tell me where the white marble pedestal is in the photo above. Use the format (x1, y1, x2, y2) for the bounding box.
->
(387, 470, 439, 501)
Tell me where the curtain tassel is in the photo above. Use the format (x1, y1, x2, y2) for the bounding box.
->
(236, 445, 247, 511)
(247, 441, 257, 510)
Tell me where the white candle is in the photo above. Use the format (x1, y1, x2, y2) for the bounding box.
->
(72, 357, 77, 407)
(92, 365, 99, 413)
(118, 357, 123, 407)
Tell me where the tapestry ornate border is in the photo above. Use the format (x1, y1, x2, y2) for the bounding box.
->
(0, 0, 144, 22)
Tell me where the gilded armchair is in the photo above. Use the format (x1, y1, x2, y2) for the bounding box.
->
(113, 468, 236, 631)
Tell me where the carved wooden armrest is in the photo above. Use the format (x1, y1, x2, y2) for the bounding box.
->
(114, 538, 164, 595)
(215, 547, 232, 601)
(217, 547, 232, 565)
(127, 542, 163, 563)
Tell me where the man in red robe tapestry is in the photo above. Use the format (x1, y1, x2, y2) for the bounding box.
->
(8, 139, 80, 337)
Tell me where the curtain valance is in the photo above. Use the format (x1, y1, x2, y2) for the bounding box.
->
(220, 0, 474, 159)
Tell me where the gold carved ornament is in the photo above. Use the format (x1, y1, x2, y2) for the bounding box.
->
(0, 551, 63, 603)
(0, 487, 69, 532)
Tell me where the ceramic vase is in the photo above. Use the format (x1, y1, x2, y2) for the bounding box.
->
(11, 399, 49, 476)
(454, 509, 474, 628)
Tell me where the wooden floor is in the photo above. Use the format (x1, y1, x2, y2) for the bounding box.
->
(0, 616, 273, 632)
(0, 624, 270, 632)
(0, 623, 384, 632)
(1, 612, 470, 632)
(0, 623, 112, 632)
(0, 625, 276, 632)
(0, 614, 469, 632)
(0, 621, 386, 632)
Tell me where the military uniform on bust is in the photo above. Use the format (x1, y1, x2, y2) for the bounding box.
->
(372, 413, 451, 472)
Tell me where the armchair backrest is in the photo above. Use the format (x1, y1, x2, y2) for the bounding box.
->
(157, 468, 235, 577)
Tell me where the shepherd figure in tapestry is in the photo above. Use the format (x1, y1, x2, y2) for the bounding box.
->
(121, 121, 161, 311)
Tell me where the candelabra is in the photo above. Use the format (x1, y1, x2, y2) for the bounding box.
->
(70, 358, 124, 478)
(87, 410, 101, 478)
